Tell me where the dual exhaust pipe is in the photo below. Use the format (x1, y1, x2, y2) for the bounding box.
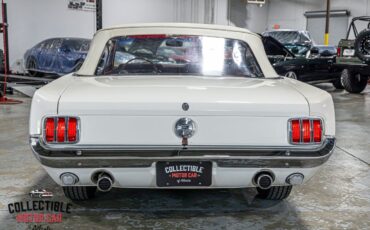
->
(254, 172, 274, 189)
(98, 171, 277, 191)
(96, 172, 114, 192)
(60, 171, 114, 192)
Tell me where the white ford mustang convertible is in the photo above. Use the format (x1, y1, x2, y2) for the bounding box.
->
(29, 23, 335, 201)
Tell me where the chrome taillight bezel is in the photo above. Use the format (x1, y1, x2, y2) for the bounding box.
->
(42, 116, 80, 144)
(288, 117, 324, 145)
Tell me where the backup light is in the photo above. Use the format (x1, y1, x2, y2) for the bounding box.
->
(60, 173, 79, 185)
(43, 116, 79, 144)
(289, 118, 323, 144)
(286, 173, 304, 185)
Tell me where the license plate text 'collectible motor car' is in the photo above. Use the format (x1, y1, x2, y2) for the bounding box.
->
(29, 23, 336, 201)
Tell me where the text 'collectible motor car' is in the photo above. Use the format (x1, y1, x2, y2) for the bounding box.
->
(29, 23, 336, 201)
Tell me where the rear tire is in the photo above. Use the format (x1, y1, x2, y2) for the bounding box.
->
(341, 69, 368, 93)
(332, 78, 344, 89)
(63, 186, 96, 201)
(256, 185, 293, 200)
(27, 57, 43, 77)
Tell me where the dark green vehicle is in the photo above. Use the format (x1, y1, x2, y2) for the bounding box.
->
(336, 16, 370, 93)
(262, 35, 341, 85)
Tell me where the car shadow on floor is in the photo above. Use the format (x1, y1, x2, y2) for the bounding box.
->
(3, 174, 308, 228)
(69, 187, 308, 228)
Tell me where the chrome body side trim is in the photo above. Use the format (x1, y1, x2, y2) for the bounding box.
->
(33, 135, 334, 152)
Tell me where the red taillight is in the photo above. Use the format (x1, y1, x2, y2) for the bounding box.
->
(337, 47, 341, 56)
(302, 120, 311, 143)
(45, 118, 55, 142)
(68, 117, 77, 142)
(290, 118, 322, 144)
(291, 119, 301, 143)
(44, 116, 78, 143)
(57, 118, 66, 142)
(313, 120, 322, 142)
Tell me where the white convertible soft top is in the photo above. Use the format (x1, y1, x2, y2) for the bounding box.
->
(77, 23, 277, 77)
(100, 23, 255, 35)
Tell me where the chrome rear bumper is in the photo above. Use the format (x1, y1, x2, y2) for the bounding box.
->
(30, 137, 335, 169)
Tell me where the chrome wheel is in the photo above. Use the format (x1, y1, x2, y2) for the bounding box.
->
(285, 71, 297, 79)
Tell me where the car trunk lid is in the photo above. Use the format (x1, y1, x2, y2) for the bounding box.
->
(57, 76, 309, 146)
(58, 75, 308, 116)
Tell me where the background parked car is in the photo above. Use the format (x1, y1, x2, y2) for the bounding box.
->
(262, 30, 337, 57)
(262, 30, 314, 56)
(262, 35, 341, 85)
(24, 37, 90, 77)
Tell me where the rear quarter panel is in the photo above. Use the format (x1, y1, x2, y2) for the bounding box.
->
(29, 74, 74, 135)
(282, 78, 335, 136)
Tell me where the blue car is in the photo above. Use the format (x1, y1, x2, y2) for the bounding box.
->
(24, 37, 90, 77)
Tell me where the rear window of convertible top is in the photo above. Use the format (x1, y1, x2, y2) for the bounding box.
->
(95, 34, 264, 78)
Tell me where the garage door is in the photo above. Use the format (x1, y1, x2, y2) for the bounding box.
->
(305, 10, 349, 46)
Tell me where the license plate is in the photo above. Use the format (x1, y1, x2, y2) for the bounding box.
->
(343, 49, 355, 56)
(156, 161, 212, 187)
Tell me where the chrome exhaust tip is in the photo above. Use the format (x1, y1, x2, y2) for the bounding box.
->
(96, 173, 113, 192)
(255, 172, 274, 189)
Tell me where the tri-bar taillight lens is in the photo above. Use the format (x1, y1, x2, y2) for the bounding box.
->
(289, 118, 323, 144)
(44, 117, 79, 143)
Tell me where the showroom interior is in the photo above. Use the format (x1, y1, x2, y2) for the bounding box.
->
(0, 0, 369, 229)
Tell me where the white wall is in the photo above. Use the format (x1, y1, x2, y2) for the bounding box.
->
(103, 0, 177, 27)
(102, 0, 214, 27)
(6, 0, 369, 72)
(103, 0, 246, 28)
(4, 0, 95, 72)
(2, 0, 269, 72)
(213, 0, 229, 25)
(266, 0, 370, 31)
(5, 0, 215, 72)
(229, 1, 268, 33)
